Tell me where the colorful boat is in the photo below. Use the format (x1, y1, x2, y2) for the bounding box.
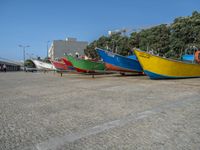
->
(61, 57, 75, 70)
(181, 48, 197, 62)
(96, 48, 143, 73)
(50, 59, 68, 71)
(64, 55, 105, 73)
(181, 54, 194, 62)
(32, 59, 55, 70)
(134, 48, 200, 79)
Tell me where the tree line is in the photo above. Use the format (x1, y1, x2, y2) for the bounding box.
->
(84, 11, 200, 59)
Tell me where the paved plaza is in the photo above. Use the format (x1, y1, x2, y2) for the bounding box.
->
(0, 72, 200, 150)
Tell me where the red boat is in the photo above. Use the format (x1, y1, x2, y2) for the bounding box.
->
(75, 68, 95, 73)
(61, 57, 94, 73)
(61, 57, 73, 66)
(61, 57, 75, 70)
(51, 59, 68, 70)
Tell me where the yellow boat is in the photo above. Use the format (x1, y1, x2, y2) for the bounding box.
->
(134, 48, 200, 79)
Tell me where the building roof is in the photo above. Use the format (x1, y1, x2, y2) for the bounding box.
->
(0, 57, 22, 66)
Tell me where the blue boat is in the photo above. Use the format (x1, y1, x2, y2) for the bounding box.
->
(181, 54, 194, 62)
(96, 48, 143, 73)
(181, 48, 197, 62)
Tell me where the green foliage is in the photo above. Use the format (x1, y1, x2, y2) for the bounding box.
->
(84, 33, 132, 58)
(138, 24, 171, 56)
(129, 32, 140, 48)
(85, 11, 200, 58)
(170, 11, 200, 57)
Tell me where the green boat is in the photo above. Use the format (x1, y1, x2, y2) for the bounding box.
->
(64, 55, 105, 73)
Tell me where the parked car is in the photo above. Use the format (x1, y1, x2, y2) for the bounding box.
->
(25, 67, 37, 72)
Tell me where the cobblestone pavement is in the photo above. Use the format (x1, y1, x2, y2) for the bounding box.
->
(0, 72, 200, 150)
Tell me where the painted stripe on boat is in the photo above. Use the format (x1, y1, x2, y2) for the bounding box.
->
(105, 63, 139, 72)
(144, 70, 200, 79)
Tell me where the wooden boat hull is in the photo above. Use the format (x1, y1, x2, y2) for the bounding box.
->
(134, 49, 200, 79)
(96, 48, 143, 73)
(61, 58, 75, 70)
(51, 60, 68, 70)
(105, 63, 137, 73)
(75, 68, 95, 73)
(64, 55, 105, 73)
(32, 59, 55, 70)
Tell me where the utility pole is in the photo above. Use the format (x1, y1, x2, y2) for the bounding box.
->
(18, 45, 30, 71)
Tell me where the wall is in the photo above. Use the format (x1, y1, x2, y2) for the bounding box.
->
(48, 38, 88, 60)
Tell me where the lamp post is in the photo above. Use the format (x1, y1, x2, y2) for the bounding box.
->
(18, 45, 30, 71)
(47, 41, 50, 58)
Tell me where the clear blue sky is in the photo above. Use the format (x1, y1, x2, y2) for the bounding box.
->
(0, 0, 199, 61)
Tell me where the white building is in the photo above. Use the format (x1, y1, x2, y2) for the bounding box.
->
(48, 38, 88, 60)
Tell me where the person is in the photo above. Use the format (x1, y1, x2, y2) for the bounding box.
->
(3, 64, 7, 72)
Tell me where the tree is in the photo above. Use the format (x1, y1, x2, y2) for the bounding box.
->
(84, 33, 131, 58)
(137, 24, 170, 56)
(170, 11, 200, 57)
(129, 32, 140, 48)
(84, 11, 200, 59)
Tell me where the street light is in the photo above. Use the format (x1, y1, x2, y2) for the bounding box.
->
(18, 45, 30, 71)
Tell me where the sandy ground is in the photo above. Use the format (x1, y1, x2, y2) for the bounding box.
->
(0, 72, 200, 150)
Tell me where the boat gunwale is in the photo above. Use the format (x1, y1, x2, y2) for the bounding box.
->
(95, 47, 139, 63)
(64, 54, 104, 64)
(134, 48, 200, 66)
(50, 60, 66, 65)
